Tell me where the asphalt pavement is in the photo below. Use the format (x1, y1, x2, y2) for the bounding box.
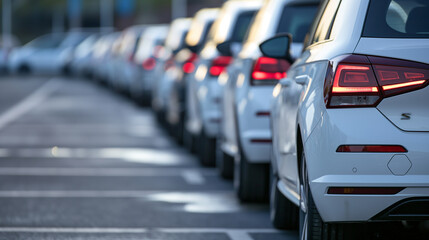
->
(0, 76, 297, 240)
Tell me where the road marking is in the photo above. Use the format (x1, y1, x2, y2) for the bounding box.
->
(227, 230, 254, 240)
(0, 79, 60, 131)
(0, 167, 216, 177)
(0, 227, 283, 237)
(0, 190, 232, 198)
(0, 147, 192, 165)
(181, 169, 205, 185)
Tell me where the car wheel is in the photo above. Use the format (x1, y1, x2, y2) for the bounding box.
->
(198, 130, 216, 167)
(18, 64, 31, 75)
(299, 152, 361, 240)
(173, 111, 185, 145)
(216, 144, 234, 179)
(234, 149, 269, 202)
(270, 168, 299, 229)
(183, 128, 197, 154)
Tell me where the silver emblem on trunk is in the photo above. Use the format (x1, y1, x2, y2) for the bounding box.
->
(401, 113, 411, 120)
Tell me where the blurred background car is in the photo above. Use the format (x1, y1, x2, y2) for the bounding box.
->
(0, 34, 20, 74)
(218, 0, 320, 203)
(266, 0, 429, 238)
(68, 33, 100, 77)
(164, 8, 220, 144)
(151, 18, 192, 122)
(130, 24, 170, 106)
(184, 0, 262, 167)
(8, 30, 94, 75)
(108, 25, 148, 94)
(91, 32, 121, 85)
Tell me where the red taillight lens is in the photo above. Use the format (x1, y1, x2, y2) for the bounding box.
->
(209, 56, 232, 77)
(373, 65, 429, 97)
(327, 187, 405, 195)
(142, 57, 156, 71)
(183, 62, 195, 74)
(325, 55, 429, 108)
(182, 53, 198, 74)
(251, 57, 290, 85)
(336, 145, 407, 153)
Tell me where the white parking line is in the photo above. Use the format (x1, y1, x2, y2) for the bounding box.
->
(181, 169, 206, 185)
(0, 227, 283, 240)
(0, 167, 215, 178)
(0, 79, 60, 131)
(226, 230, 254, 240)
(0, 190, 234, 198)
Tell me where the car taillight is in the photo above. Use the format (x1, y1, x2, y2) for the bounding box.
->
(142, 57, 156, 71)
(325, 55, 429, 108)
(209, 56, 232, 77)
(251, 57, 290, 85)
(182, 53, 198, 74)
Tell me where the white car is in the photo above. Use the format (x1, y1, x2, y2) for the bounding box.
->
(152, 18, 192, 121)
(130, 25, 169, 106)
(164, 8, 220, 144)
(219, 0, 319, 202)
(109, 25, 148, 94)
(69, 34, 100, 77)
(8, 31, 90, 75)
(92, 32, 120, 84)
(184, 0, 262, 166)
(266, 0, 429, 238)
(0, 35, 20, 74)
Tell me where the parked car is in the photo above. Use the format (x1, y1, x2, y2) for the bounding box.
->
(68, 34, 100, 77)
(8, 31, 92, 75)
(184, 0, 262, 166)
(151, 18, 192, 122)
(219, 0, 320, 202)
(265, 0, 429, 238)
(92, 32, 121, 84)
(164, 8, 220, 144)
(0, 35, 20, 74)
(130, 24, 169, 106)
(108, 25, 148, 94)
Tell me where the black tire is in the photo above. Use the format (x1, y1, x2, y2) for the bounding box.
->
(216, 145, 234, 179)
(198, 130, 216, 167)
(234, 149, 269, 202)
(299, 160, 325, 240)
(270, 169, 299, 230)
(183, 127, 197, 154)
(173, 111, 185, 145)
(299, 152, 361, 240)
(18, 65, 31, 75)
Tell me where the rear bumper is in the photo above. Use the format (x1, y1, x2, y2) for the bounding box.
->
(237, 86, 273, 163)
(305, 108, 429, 222)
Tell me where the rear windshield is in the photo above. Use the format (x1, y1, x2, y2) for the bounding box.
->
(277, 4, 319, 42)
(230, 11, 256, 42)
(363, 0, 429, 38)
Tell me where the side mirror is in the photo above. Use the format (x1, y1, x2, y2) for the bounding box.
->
(216, 41, 233, 56)
(259, 33, 292, 61)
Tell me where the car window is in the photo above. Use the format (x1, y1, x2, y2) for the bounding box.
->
(363, 0, 429, 38)
(311, 0, 341, 45)
(26, 34, 64, 49)
(230, 11, 256, 42)
(276, 4, 319, 43)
